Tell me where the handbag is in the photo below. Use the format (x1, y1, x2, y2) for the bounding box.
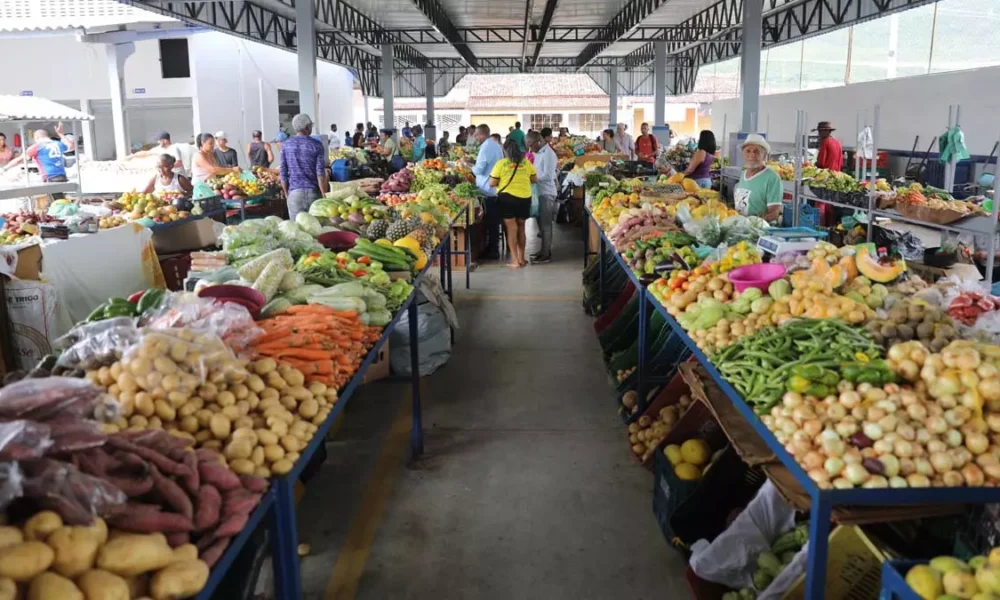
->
(530, 183, 540, 218)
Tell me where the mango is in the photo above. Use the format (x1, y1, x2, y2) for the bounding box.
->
(664, 445, 683, 466)
(680, 439, 710, 467)
(989, 549, 1000, 568)
(905, 565, 943, 600)
(931, 557, 972, 574)
(976, 565, 1000, 595)
(943, 571, 979, 597)
(971, 557, 989, 571)
(673, 463, 702, 481)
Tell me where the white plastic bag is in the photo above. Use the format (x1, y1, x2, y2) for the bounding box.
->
(390, 301, 452, 376)
(759, 544, 808, 600)
(689, 481, 796, 588)
(4, 279, 58, 370)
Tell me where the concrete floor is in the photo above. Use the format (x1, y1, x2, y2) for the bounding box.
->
(294, 225, 688, 600)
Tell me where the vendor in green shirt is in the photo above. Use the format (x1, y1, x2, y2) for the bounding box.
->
(733, 134, 783, 223)
(507, 121, 526, 152)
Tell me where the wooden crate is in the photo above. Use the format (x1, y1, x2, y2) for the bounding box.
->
(432, 224, 482, 269)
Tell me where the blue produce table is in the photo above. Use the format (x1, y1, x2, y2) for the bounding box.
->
(194, 203, 471, 599)
(584, 208, 1000, 599)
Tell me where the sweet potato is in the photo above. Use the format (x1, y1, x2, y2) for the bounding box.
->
(77, 569, 130, 600)
(222, 492, 261, 520)
(105, 438, 191, 479)
(194, 448, 220, 464)
(149, 559, 209, 600)
(198, 461, 240, 491)
(194, 486, 221, 532)
(194, 534, 216, 553)
(238, 474, 268, 493)
(107, 512, 193, 534)
(212, 512, 249, 538)
(111, 450, 146, 472)
(96, 535, 173, 576)
(48, 526, 100, 577)
(27, 571, 83, 600)
(165, 532, 190, 548)
(198, 536, 230, 568)
(0, 541, 54, 581)
(103, 471, 154, 498)
(149, 466, 192, 520)
(180, 452, 200, 494)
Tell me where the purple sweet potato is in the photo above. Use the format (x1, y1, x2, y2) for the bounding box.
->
(222, 493, 261, 520)
(199, 536, 231, 568)
(108, 511, 194, 533)
(238, 474, 268, 493)
(150, 465, 193, 519)
(194, 485, 222, 532)
(198, 461, 240, 491)
(212, 512, 249, 538)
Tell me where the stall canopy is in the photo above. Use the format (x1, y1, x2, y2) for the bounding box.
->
(0, 95, 94, 123)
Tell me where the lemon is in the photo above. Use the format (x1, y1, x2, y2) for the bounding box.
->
(674, 463, 702, 481)
(680, 439, 711, 467)
(664, 444, 683, 466)
(905, 565, 943, 600)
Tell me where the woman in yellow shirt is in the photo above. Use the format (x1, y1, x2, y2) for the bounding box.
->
(490, 138, 537, 268)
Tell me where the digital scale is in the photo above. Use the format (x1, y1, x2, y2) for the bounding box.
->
(756, 227, 829, 256)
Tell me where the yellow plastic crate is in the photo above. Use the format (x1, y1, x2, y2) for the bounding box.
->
(783, 525, 889, 600)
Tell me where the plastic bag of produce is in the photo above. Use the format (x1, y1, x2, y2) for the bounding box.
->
(0, 378, 105, 423)
(227, 239, 278, 263)
(390, 301, 451, 376)
(18, 458, 126, 524)
(54, 319, 139, 375)
(0, 420, 52, 461)
(237, 248, 294, 281)
(688, 481, 796, 589)
(0, 463, 22, 512)
(119, 327, 245, 393)
(54, 316, 136, 351)
(279, 270, 305, 292)
(295, 213, 323, 236)
(45, 418, 107, 454)
(722, 216, 767, 245)
(143, 294, 263, 354)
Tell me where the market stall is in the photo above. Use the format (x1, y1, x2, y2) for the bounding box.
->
(580, 154, 1000, 599)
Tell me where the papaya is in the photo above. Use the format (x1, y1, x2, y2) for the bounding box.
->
(856, 246, 906, 283)
(838, 255, 859, 280)
(666, 173, 685, 185)
(681, 178, 700, 193)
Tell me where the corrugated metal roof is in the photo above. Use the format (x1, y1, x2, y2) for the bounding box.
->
(453, 74, 607, 96)
(0, 95, 94, 122)
(0, 0, 175, 33)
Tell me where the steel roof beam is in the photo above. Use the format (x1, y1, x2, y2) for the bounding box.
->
(528, 0, 559, 69)
(572, 0, 673, 68)
(330, 26, 711, 45)
(409, 0, 480, 69)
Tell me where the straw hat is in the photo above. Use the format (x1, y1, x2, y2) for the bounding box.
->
(740, 133, 771, 154)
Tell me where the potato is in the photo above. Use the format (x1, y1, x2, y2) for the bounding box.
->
(24, 511, 63, 542)
(253, 466, 271, 478)
(263, 444, 285, 462)
(167, 391, 189, 410)
(0, 541, 54, 581)
(209, 414, 231, 440)
(230, 383, 249, 400)
(97, 535, 173, 577)
(246, 374, 265, 393)
(246, 392, 260, 410)
(230, 428, 257, 445)
(194, 430, 213, 443)
(251, 446, 265, 467)
(308, 382, 327, 396)
(78, 569, 130, 600)
(48, 526, 100, 577)
(0, 577, 14, 600)
(201, 440, 222, 451)
(224, 439, 253, 461)
(168, 430, 195, 443)
(147, 417, 163, 430)
(267, 420, 288, 437)
(285, 452, 300, 463)
(253, 358, 277, 375)
(114, 416, 129, 430)
(279, 396, 297, 411)
(135, 393, 155, 418)
(197, 383, 218, 402)
(311, 413, 327, 426)
(179, 416, 199, 434)
(229, 459, 255, 475)
(298, 399, 319, 419)
(28, 572, 83, 600)
(177, 398, 203, 418)
(234, 416, 254, 430)
(216, 391, 236, 408)
(266, 372, 287, 390)
(0, 527, 22, 550)
(284, 370, 305, 387)
(129, 415, 149, 429)
(170, 544, 198, 564)
(280, 435, 302, 453)
(150, 560, 208, 600)
(195, 409, 213, 428)
(271, 459, 293, 476)
(259, 387, 279, 402)
(219, 405, 240, 422)
(83, 518, 108, 546)
(256, 429, 278, 446)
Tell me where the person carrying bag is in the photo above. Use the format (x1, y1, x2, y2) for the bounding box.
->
(489, 139, 537, 268)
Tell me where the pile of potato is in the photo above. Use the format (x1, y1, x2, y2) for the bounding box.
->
(0, 511, 208, 599)
(628, 393, 694, 462)
(88, 329, 338, 478)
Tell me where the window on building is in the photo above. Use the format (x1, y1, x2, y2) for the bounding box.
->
(800, 28, 849, 90)
(527, 114, 562, 131)
(931, 0, 1000, 72)
(762, 42, 803, 94)
(568, 113, 609, 135)
(158, 39, 190, 79)
(895, 6, 935, 78)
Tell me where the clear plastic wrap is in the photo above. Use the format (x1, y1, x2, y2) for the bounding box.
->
(45, 418, 107, 454)
(0, 378, 104, 422)
(19, 458, 127, 524)
(142, 293, 263, 354)
(683, 216, 725, 247)
(54, 316, 137, 351)
(0, 420, 52, 461)
(722, 216, 768, 245)
(0, 462, 22, 512)
(220, 219, 279, 250)
(54, 318, 140, 374)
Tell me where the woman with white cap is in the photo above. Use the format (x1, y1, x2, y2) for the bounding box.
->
(733, 134, 783, 223)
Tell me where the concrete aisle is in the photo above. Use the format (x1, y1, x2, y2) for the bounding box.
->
(296, 224, 688, 600)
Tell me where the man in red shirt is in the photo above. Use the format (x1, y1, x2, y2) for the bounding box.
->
(814, 121, 843, 171)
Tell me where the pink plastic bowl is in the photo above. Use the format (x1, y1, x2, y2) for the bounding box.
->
(726, 263, 787, 293)
(318, 231, 360, 251)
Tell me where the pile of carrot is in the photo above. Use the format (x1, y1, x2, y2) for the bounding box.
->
(250, 305, 383, 388)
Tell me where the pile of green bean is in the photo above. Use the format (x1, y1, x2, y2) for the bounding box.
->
(710, 319, 883, 414)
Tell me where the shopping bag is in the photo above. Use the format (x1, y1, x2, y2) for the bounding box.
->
(530, 183, 540, 219)
(192, 182, 215, 200)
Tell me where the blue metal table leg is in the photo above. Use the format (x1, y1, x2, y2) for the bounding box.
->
(408, 300, 423, 458)
(637, 287, 648, 411)
(583, 211, 588, 268)
(465, 204, 471, 289)
(439, 233, 446, 287)
(269, 477, 302, 600)
(446, 234, 454, 301)
(805, 492, 832, 599)
(598, 234, 607, 313)
(444, 237, 455, 344)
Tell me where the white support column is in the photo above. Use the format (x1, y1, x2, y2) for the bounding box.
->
(424, 68, 436, 140)
(652, 41, 669, 146)
(296, 0, 318, 120)
(381, 45, 395, 136)
(79, 99, 95, 160)
(739, 0, 763, 132)
(104, 42, 134, 160)
(609, 65, 619, 128)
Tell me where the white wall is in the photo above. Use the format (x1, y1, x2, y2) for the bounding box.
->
(712, 66, 1000, 155)
(189, 32, 355, 166)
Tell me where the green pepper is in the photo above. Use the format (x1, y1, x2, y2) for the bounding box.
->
(787, 375, 812, 393)
(804, 383, 832, 398)
(841, 364, 862, 382)
(820, 370, 840, 387)
(879, 370, 898, 384)
(793, 364, 824, 380)
(855, 369, 884, 384)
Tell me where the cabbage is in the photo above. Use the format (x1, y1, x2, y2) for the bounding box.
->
(295, 213, 323, 236)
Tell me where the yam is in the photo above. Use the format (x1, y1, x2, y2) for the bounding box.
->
(149, 559, 209, 600)
(27, 572, 83, 600)
(213, 513, 249, 538)
(97, 535, 173, 577)
(150, 466, 193, 519)
(48, 526, 100, 577)
(77, 569, 130, 600)
(222, 493, 261, 519)
(107, 512, 193, 534)
(164, 533, 190, 548)
(238, 475, 268, 494)
(23, 511, 63, 541)
(0, 541, 54, 581)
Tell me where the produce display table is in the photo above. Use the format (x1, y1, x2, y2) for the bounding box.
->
(584, 207, 1000, 599)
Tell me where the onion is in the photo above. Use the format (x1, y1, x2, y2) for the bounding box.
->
(849, 432, 874, 448)
(942, 470, 965, 487)
(906, 473, 931, 487)
(977, 453, 1000, 467)
(980, 379, 1000, 402)
(803, 419, 823, 438)
(887, 344, 908, 362)
(780, 419, 798, 435)
(867, 407, 887, 422)
(878, 414, 899, 434)
(930, 451, 954, 473)
(894, 440, 914, 458)
(857, 382, 874, 395)
(916, 428, 932, 444)
(802, 451, 825, 471)
(844, 463, 870, 485)
(873, 439, 894, 455)
(966, 432, 990, 455)
(984, 463, 1000, 481)
(897, 360, 920, 381)
(839, 390, 861, 409)
(782, 392, 804, 408)
(927, 403, 944, 417)
(907, 403, 928, 422)
(863, 475, 889, 488)
(863, 457, 885, 475)
(889, 475, 908, 488)
(831, 477, 854, 490)
(899, 390, 919, 407)
(979, 363, 999, 379)
(945, 429, 964, 448)
(843, 448, 863, 465)
(896, 424, 916, 442)
(824, 457, 845, 477)
(963, 419, 988, 435)
(826, 403, 847, 421)
(822, 437, 846, 458)
(808, 469, 831, 484)
(876, 399, 898, 413)
(790, 438, 813, 456)
(927, 439, 947, 454)
(838, 380, 855, 393)
(885, 383, 901, 394)
(960, 370, 981, 390)
(951, 448, 972, 469)
(963, 463, 986, 486)
(835, 419, 859, 438)
(851, 406, 868, 421)
(862, 422, 884, 441)
(914, 457, 934, 476)
(880, 455, 901, 477)
(899, 457, 916, 476)
(987, 414, 1000, 434)
(865, 388, 888, 402)
(925, 416, 948, 434)
(861, 447, 878, 460)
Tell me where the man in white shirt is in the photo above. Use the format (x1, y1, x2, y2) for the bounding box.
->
(328, 124, 341, 152)
(528, 129, 558, 263)
(472, 124, 504, 259)
(126, 131, 192, 177)
(616, 123, 635, 160)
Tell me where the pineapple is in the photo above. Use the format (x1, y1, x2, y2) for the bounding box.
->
(411, 224, 433, 246)
(367, 219, 389, 240)
(386, 220, 409, 241)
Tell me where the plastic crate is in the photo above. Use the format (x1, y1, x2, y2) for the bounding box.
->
(159, 253, 192, 291)
(331, 159, 351, 182)
(668, 445, 766, 555)
(782, 525, 887, 600)
(879, 561, 922, 600)
(782, 202, 819, 228)
(192, 195, 223, 213)
(594, 283, 637, 336)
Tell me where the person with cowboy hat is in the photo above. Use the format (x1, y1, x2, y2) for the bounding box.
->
(814, 121, 844, 172)
(733, 134, 783, 223)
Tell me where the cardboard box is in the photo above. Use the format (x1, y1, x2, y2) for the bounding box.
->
(152, 219, 218, 254)
(15, 244, 42, 280)
(362, 340, 390, 384)
(574, 153, 625, 167)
